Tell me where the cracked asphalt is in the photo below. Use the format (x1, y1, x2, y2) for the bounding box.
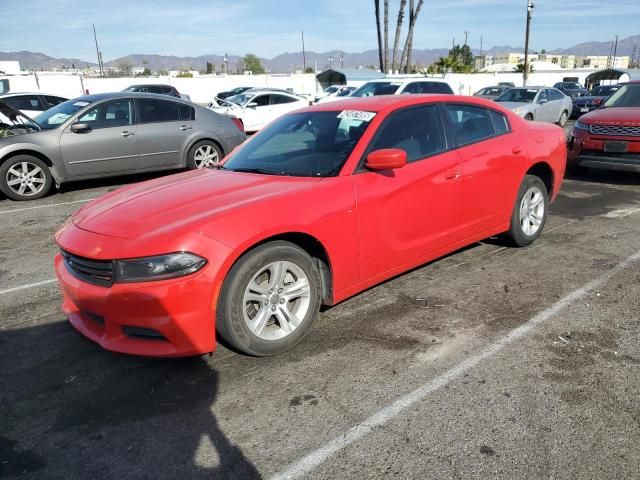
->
(1, 148, 640, 479)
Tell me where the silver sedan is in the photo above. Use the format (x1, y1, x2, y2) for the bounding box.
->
(494, 87, 573, 126)
(0, 92, 246, 200)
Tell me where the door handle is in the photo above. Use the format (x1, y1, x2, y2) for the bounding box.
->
(512, 146, 523, 154)
(444, 169, 460, 180)
(120, 131, 135, 137)
(180, 125, 193, 131)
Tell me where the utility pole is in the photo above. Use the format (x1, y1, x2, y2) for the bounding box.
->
(223, 53, 228, 74)
(92, 23, 104, 77)
(301, 30, 306, 72)
(523, 1, 534, 86)
(480, 35, 483, 56)
(612, 35, 619, 68)
(464, 31, 469, 47)
(632, 44, 638, 68)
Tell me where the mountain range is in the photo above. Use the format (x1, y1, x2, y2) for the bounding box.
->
(2, 35, 638, 73)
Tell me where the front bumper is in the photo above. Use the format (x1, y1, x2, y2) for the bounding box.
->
(55, 251, 220, 358)
(568, 128, 640, 172)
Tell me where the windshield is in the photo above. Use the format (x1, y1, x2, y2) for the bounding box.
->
(479, 87, 504, 96)
(222, 110, 375, 177)
(603, 84, 640, 108)
(226, 93, 253, 106)
(555, 82, 583, 90)
(351, 81, 402, 97)
(590, 85, 619, 97)
(495, 88, 538, 103)
(337, 87, 354, 97)
(323, 86, 339, 94)
(33, 99, 91, 129)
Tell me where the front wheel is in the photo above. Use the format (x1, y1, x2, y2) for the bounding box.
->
(504, 175, 548, 247)
(557, 110, 569, 127)
(0, 155, 53, 201)
(216, 241, 323, 356)
(524, 113, 534, 121)
(187, 140, 223, 169)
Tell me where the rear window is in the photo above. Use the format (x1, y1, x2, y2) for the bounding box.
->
(0, 79, 9, 94)
(443, 104, 498, 147)
(351, 82, 402, 97)
(179, 103, 195, 121)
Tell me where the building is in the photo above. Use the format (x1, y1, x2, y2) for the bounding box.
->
(0, 61, 21, 74)
(575, 56, 629, 69)
(474, 55, 494, 71)
(538, 54, 576, 69)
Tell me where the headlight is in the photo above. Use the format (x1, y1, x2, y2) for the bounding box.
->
(115, 252, 207, 283)
(574, 121, 589, 131)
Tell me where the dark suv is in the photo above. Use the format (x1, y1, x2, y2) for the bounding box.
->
(123, 84, 191, 101)
(553, 82, 589, 99)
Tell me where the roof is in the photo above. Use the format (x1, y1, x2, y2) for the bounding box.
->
(301, 94, 501, 116)
(0, 92, 61, 98)
(315, 68, 386, 88)
(69, 92, 193, 104)
(585, 68, 640, 84)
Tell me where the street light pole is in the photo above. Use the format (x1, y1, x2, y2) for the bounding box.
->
(523, 1, 534, 86)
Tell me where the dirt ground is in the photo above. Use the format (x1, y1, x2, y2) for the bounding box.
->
(1, 153, 640, 479)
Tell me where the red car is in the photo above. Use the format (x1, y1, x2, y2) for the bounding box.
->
(568, 81, 640, 173)
(55, 95, 566, 357)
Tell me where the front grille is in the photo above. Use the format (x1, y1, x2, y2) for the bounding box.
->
(590, 124, 640, 137)
(61, 250, 113, 287)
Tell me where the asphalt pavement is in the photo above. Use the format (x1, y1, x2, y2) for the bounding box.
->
(1, 151, 640, 479)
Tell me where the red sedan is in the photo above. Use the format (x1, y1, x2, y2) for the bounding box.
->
(54, 95, 567, 357)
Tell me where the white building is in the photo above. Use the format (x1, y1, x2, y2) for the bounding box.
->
(0, 61, 21, 74)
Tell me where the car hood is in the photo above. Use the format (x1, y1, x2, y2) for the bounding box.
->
(72, 169, 322, 240)
(580, 107, 640, 126)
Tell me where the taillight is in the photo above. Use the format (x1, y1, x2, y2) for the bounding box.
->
(230, 117, 244, 133)
(593, 98, 603, 106)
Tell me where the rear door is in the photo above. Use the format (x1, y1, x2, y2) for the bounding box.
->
(353, 104, 463, 279)
(441, 103, 526, 238)
(134, 98, 194, 168)
(60, 98, 139, 177)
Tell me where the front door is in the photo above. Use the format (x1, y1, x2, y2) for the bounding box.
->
(242, 94, 273, 132)
(60, 98, 139, 177)
(353, 104, 462, 280)
(135, 98, 194, 168)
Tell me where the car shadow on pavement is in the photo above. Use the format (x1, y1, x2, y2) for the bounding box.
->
(0, 319, 262, 479)
(564, 169, 640, 186)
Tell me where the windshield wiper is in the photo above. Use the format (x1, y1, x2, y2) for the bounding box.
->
(224, 167, 285, 176)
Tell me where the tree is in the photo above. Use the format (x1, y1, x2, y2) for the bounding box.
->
(391, 0, 407, 72)
(117, 60, 133, 76)
(176, 70, 193, 78)
(433, 56, 461, 75)
(374, 0, 384, 72)
(383, 0, 389, 72)
(304, 67, 315, 74)
(206, 61, 214, 74)
(514, 62, 534, 73)
(399, 0, 424, 73)
(158, 69, 169, 76)
(242, 54, 265, 74)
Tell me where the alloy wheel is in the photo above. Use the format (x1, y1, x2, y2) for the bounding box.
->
(193, 144, 219, 168)
(242, 261, 311, 340)
(519, 186, 545, 236)
(5, 161, 47, 197)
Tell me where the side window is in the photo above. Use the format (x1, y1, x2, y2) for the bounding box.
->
(539, 90, 549, 102)
(78, 99, 133, 129)
(137, 98, 180, 123)
(252, 95, 270, 107)
(270, 95, 296, 105)
(402, 82, 421, 94)
(368, 105, 446, 163)
(443, 104, 497, 147)
(178, 103, 195, 121)
(5, 95, 46, 111)
(43, 96, 67, 108)
(436, 83, 454, 94)
(489, 110, 510, 135)
(549, 89, 564, 101)
(0, 79, 9, 94)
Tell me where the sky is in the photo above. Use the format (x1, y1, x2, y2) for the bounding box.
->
(1, 0, 639, 61)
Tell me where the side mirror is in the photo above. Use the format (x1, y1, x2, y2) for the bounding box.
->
(538, 98, 549, 105)
(71, 122, 92, 133)
(593, 98, 604, 107)
(246, 102, 258, 108)
(365, 149, 407, 171)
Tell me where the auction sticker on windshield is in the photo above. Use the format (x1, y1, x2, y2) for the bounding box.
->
(337, 110, 376, 122)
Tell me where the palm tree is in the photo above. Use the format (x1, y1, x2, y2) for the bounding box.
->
(434, 56, 461, 75)
(400, 0, 424, 73)
(383, 0, 389, 73)
(391, 0, 407, 73)
(374, 0, 384, 72)
(514, 62, 534, 73)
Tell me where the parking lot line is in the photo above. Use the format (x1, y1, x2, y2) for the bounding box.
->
(0, 198, 94, 215)
(0, 279, 57, 296)
(269, 247, 640, 480)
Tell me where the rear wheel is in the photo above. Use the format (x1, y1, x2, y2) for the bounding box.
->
(524, 113, 534, 121)
(216, 241, 323, 356)
(0, 155, 52, 201)
(557, 110, 569, 127)
(504, 175, 548, 247)
(187, 140, 223, 169)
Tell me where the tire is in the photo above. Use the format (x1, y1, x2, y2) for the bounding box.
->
(557, 110, 569, 127)
(186, 140, 223, 170)
(216, 241, 323, 356)
(524, 113, 534, 121)
(0, 155, 53, 201)
(504, 175, 548, 247)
